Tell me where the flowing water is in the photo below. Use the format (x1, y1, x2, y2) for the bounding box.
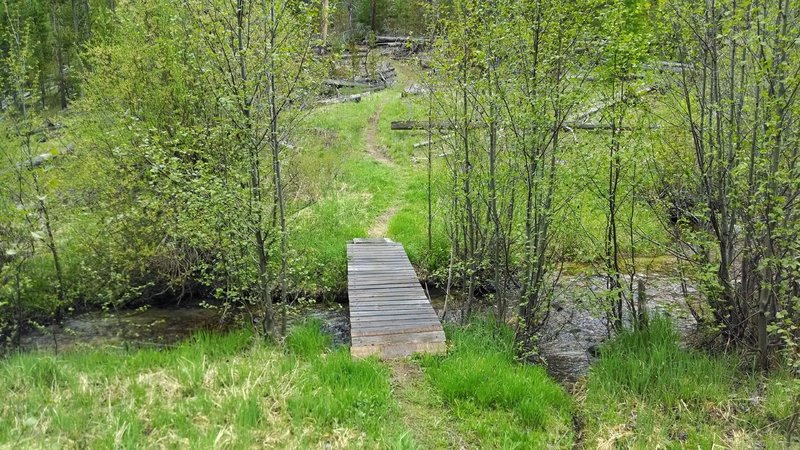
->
(16, 267, 697, 386)
(427, 269, 699, 383)
(17, 302, 351, 353)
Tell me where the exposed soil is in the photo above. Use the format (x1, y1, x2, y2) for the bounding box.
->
(364, 104, 394, 166)
(368, 205, 399, 237)
(363, 100, 400, 238)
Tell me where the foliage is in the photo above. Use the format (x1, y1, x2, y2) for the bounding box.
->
(650, 0, 800, 370)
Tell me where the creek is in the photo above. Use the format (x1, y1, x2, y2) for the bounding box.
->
(17, 268, 697, 385)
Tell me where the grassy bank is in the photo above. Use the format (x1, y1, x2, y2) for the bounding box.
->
(0, 319, 572, 448)
(0, 324, 409, 448)
(580, 317, 797, 448)
(1, 317, 795, 448)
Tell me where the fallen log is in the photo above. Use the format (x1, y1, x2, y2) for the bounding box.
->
(392, 120, 644, 132)
(391, 120, 454, 130)
(323, 79, 376, 89)
(413, 139, 436, 148)
(563, 123, 638, 132)
(644, 61, 692, 73)
(402, 83, 429, 97)
(571, 85, 658, 123)
(374, 35, 429, 45)
(413, 134, 451, 148)
(318, 91, 374, 105)
(15, 144, 74, 170)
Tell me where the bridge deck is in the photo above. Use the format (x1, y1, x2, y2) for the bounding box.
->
(347, 238, 446, 358)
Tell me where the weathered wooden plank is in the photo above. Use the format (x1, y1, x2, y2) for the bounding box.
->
(351, 316, 441, 327)
(349, 293, 427, 300)
(348, 285, 426, 293)
(353, 315, 438, 324)
(351, 305, 430, 311)
(348, 284, 422, 291)
(348, 259, 410, 263)
(351, 295, 428, 308)
(348, 268, 414, 273)
(351, 322, 443, 338)
(348, 283, 421, 288)
(352, 330, 446, 346)
(350, 310, 439, 318)
(350, 300, 430, 307)
(348, 285, 425, 292)
(350, 294, 427, 299)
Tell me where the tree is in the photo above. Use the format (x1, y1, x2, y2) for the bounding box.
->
(428, 0, 592, 348)
(74, 0, 323, 338)
(1, 3, 68, 349)
(664, 0, 799, 368)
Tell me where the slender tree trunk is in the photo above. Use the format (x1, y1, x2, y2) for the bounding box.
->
(320, 0, 328, 45)
(52, 5, 69, 109)
(14, 266, 23, 349)
(370, 0, 377, 33)
(461, 28, 476, 325)
(427, 88, 433, 253)
(269, 2, 289, 336)
(236, 0, 272, 337)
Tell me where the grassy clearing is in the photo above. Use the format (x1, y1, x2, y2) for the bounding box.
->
(0, 322, 410, 448)
(580, 316, 797, 448)
(288, 64, 451, 293)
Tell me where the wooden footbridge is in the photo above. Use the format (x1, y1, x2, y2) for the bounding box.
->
(347, 238, 446, 358)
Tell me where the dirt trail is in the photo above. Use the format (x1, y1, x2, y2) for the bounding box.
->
(389, 361, 469, 449)
(368, 205, 399, 238)
(364, 104, 394, 166)
(364, 101, 399, 237)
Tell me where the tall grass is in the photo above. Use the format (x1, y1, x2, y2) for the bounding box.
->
(284, 320, 399, 437)
(285, 318, 333, 357)
(588, 316, 733, 407)
(582, 316, 795, 448)
(0, 325, 409, 448)
(420, 318, 574, 447)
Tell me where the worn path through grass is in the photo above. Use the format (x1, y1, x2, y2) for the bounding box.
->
(389, 360, 471, 449)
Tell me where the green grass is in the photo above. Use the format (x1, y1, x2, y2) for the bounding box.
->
(419, 318, 575, 447)
(284, 318, 333, 357)
(2, 316, 796, 448)
(286, 64, 453, 292)
(0, 324, 409, 448)
(581, 316, 797, 448)
(588, 317, 735, 407)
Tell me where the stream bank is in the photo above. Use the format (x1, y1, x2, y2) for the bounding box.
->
(14, 267, 699, 387)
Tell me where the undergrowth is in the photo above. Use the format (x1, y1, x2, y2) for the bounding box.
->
(581, 316, 797, 448)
